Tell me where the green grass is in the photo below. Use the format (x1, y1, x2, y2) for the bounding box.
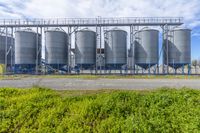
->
(1, 74, 200, 80)
(1, 87, 200, 132)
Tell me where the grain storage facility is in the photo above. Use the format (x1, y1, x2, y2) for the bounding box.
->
(15, 29, 41, 73)
(45, 28, 68, 70)
(0, 35, 14, 65)
(75, 29, 96, 69)
(134, 29, 159, 69)
(104, 28, 127, 69)
(0, 17, 191, 75)
(164, 28, 191, 69)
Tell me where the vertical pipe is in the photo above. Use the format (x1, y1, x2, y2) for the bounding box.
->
(188, 64, 191, 75)
(40, 27, 42, 74)
(95, 26, 98, 74)
(134, 26, 138, 75)
(172, 29, 175, 75)
(142, 67, 144, 74)
(5, 26, 8, 74)
(70, 28, 72, 74)
(173, 59, 175, 74)
(182, 65, 184, 75)
(130, 25, 134, 75)
(157, 64, 159, 75)
(68, 27, 71, 74)
(148, 63, 150, 75)
(36, 26, 39, 74)
(166, 26, 169, 74)
(162, 26, 165, 74)
(103, 28, 106, 74)
(11, 27, 13, 73)
(100, 26, 102, 74)
(44, 27, 47, 75)
(133, 27, 136, 75)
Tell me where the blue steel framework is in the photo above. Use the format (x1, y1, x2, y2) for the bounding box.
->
(0, 17, 185, 74)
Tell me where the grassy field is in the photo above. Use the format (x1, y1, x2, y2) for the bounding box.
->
(1, 87, 200, 132)
(1, 74, 200, 80)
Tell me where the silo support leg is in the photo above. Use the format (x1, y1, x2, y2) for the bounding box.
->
(182, 65, 185, 75)
(188, 64, 191, 75)
(156, 65, 159, 75)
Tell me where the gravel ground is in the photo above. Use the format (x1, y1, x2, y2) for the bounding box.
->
(0, 78, 200, 90)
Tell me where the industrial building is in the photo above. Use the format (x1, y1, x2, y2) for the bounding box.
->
(0, 17, 192, 75)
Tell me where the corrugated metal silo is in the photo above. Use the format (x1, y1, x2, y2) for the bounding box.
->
(75, 29, 96, 69)
(0, 35, 14, 65)
(105, 28, 127, 69)
(15, 29, 41, 73)
(164, 28, 191, 69)
(134, 29, 159, 69)
(45, 29, 68, 69)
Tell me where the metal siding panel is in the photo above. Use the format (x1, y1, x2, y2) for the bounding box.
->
(105, 30, 127, 65)
(75, 30, 96, 65)
(135, 30, 159, 67)
(45, 30, 68, 65)
(15, 31, 41, 65)
(164, 29, 191, 67)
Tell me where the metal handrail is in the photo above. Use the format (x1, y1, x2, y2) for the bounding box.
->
(0, 17, 183, 27)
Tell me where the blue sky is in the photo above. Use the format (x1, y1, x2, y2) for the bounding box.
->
(0, 0, 200, 60)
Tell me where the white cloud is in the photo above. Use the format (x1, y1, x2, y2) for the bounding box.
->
(1, 0, 200, 30)
(1, 0, 200, 28)
(192, 30, 200, 37)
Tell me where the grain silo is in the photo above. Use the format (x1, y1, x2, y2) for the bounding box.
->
(75, 29, 96, 69)
(45, 29, 68, 69)
(134, 29, 159, 69)
(104, 28, 127, 69)
(164, 28, 191, 69)
(15, 29, 41, 73)
(0, 35, 14, 65)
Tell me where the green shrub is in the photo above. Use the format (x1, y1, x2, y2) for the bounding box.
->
(0, 88, 200, 132)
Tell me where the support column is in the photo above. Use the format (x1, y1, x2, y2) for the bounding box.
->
(36, 26, 39, 75)
(11, 27, 14, 73)
(96, 26, 101, 74)
(182, 65, 185, 75)
(5, 26, 8, 74)
(188, 64, 191, 75)
(99, 26, 102, 74)
(68, 27, 72, 74)
(166, 26, 169, 74)
(40, 27, 42, 74)
(130, 25, 134, 75)
(157, 64, 159, 75)
(44, 27, 47, 75)
(130, 25, 138, 75)
(148, 63, 150, 75)
(162, 25, 169, 75)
